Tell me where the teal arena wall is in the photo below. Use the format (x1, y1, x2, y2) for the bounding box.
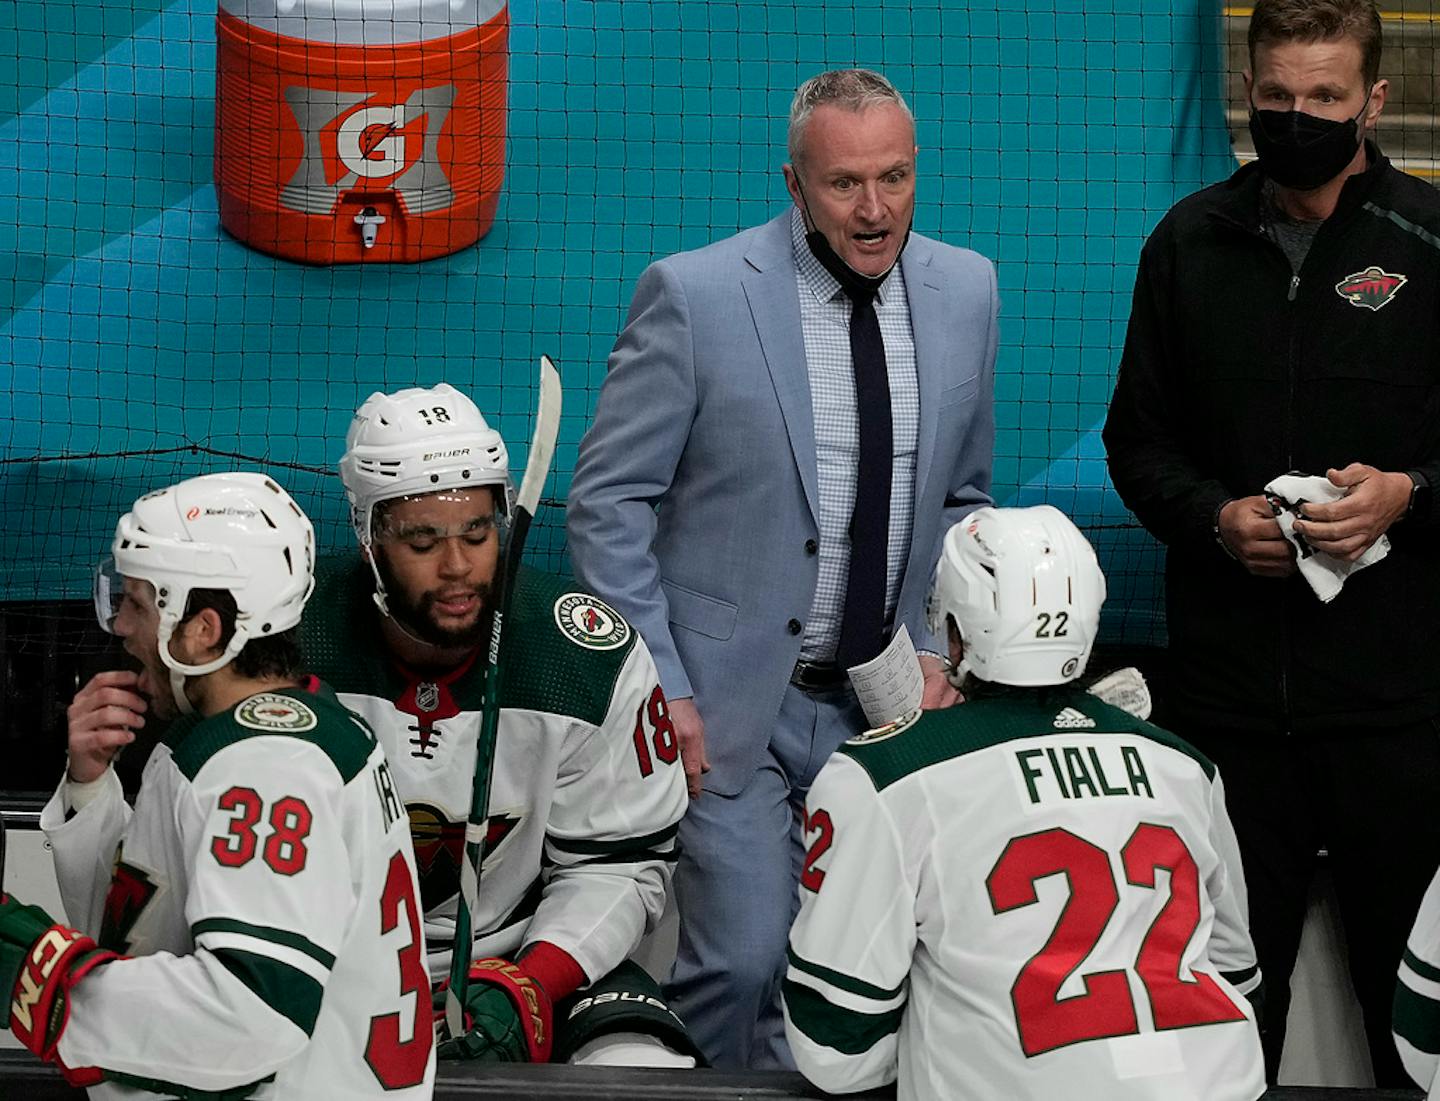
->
(1, 0, 1240, 645)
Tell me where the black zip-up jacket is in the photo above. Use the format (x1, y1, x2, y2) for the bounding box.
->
(1104, 147, 1440, 733)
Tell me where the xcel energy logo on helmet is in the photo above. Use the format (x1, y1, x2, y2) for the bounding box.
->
(1334, 266, 1407, 312)
(280, 84, 456, 215)
(187, 506, 259, 521)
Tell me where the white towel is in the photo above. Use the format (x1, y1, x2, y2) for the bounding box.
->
(1264, 472, 1390, 603)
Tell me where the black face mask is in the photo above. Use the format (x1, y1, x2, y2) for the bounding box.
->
(1248, 91, 1371, 191)
(792, 174, 910, 297)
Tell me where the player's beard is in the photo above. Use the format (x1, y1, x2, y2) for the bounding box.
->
(134, 657, 181, 720)
(374, 552, 493, 650)
(124, 633, 181, 720)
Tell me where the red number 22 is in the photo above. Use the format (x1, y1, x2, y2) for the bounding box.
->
(987, 823, 1246, 1057)
(800, 809, 834, 893)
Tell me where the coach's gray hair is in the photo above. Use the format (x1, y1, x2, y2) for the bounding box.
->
(787, 69, 915, 168)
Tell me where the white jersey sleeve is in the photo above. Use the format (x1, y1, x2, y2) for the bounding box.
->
(57, 737, 351, 1092)
(1203, 770, 1261, 999)
(40, 767, 131, 932)
(1396, 863, 1440, 1096)
(50, 691, 434, 1100)
(783, 753, 912, 1095)
(526, 640, 688, 981)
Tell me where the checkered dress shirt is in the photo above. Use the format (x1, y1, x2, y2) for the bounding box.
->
(790, 208, 919, 663)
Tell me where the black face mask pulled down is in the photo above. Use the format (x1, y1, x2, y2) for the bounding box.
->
(1248, 94, 1370, 191)
(793, 175, 910, 297)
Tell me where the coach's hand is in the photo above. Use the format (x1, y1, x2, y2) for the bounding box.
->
(1292, 464, 1413, 561)
(66, 671, 146, 784)
(1218, 495, 1295, 578)
(669, 697, 709, 800)
(919, 654, 961, 710)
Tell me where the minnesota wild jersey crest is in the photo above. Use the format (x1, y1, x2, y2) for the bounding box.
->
(235, 693, 318, 732)
(408, 803, 523, 914)
(553, 592, 631, 651)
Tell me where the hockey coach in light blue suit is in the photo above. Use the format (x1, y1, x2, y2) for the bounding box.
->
(568, 68, 996, 1070)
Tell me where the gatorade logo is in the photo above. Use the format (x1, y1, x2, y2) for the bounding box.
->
(336, 104, 412, 178)
(280, 84, 457, 215)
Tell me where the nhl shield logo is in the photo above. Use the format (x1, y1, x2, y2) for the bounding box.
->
(415, 681, 441, 713)
(554, 593, 631, 651)
(1334, 265, 1407, 311)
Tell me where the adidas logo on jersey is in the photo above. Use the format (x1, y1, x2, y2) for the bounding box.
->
(1052, 707, 1096, 730)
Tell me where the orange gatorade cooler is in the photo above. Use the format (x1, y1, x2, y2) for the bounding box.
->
(214, 0, 507, 263)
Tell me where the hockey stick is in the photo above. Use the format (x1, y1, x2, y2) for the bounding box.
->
(446, 355, 563, 1037)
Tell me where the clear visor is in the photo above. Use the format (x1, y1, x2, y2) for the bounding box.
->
(371, 492, 510, 545)
(93, 556, 125, 634)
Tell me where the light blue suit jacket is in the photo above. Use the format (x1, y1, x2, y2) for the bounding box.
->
(568, 211, 997, 795)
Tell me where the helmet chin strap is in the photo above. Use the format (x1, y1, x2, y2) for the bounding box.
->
(364, 540, 453, 652)
(945, 657, 971, 691)
(156, 620, 242, 717)
(169, 668, 195, 716)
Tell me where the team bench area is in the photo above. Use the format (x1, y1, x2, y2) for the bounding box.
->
(0, 1055, 1427, 1100)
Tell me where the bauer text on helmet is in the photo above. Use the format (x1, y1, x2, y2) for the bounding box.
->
(926, 505, 1106, 687)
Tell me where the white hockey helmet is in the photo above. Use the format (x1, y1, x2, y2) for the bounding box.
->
(95, 472, 317, 714)
(926, 504, 1106, 687)
(338, 383, 512, 619)
(339, 382, 512, 548)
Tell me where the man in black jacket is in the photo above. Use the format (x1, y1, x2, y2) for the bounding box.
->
(1104, 0, 1440, 1086)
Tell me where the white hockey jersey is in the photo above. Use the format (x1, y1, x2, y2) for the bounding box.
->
(301, 559, 688, 984)
(1395, 864, 1440, 1096)
(41, 684, 435, 1100)
(783, 688, 1264, 1101)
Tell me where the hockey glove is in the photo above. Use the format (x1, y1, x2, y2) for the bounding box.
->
(0, 893, 119, 1068)
(436, 957, 554, 1063)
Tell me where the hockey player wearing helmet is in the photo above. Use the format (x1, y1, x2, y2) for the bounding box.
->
(304, 384, 699, 1068)
(4, 472, 435, 1098)
(782, 505, 1266, 1101)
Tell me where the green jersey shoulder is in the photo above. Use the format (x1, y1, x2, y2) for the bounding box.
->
(839, 687, 1214, 793)
(164, 682, 376, 783)
(303, 555, 641, 728)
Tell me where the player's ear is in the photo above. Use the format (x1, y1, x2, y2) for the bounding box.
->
(177, 606, 227, 660)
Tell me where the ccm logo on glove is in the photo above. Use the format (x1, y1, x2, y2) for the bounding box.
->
(12, 927, 87, 1033)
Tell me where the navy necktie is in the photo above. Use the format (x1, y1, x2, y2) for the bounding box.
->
(835, 285, 893, 669)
